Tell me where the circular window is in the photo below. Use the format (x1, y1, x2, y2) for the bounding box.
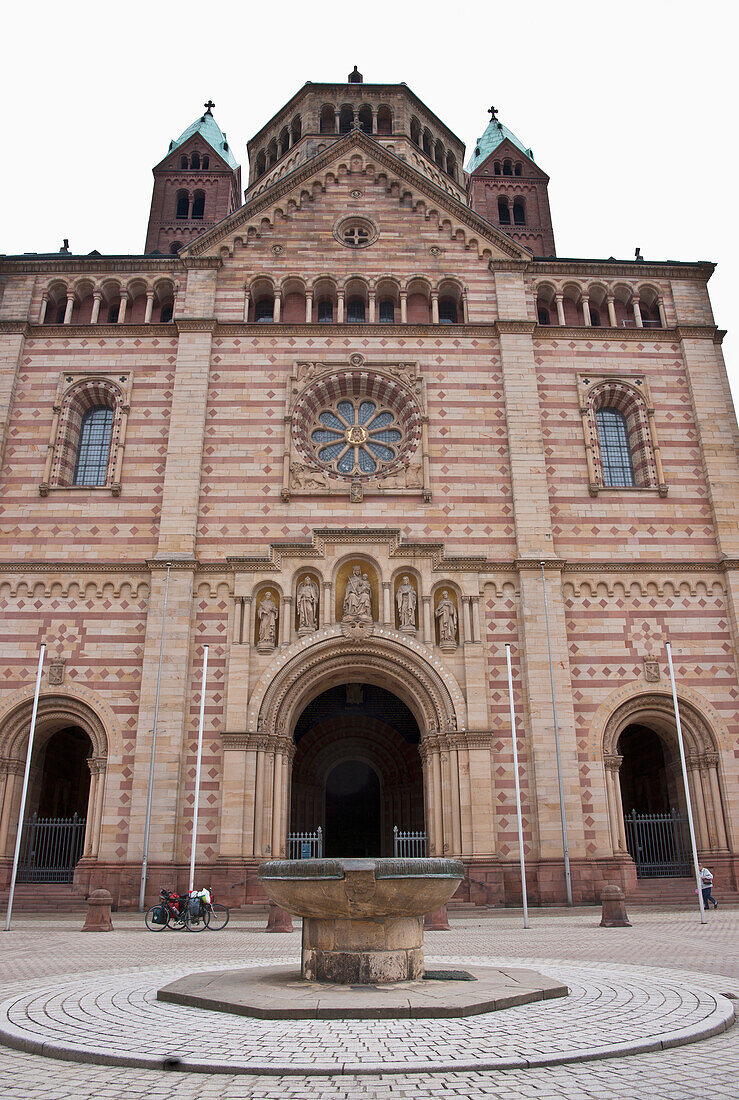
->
(292, 371, 421, 483)
(333, 215, 378, 249)
(311, 399, 402, 476)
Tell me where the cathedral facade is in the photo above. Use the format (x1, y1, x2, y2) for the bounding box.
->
(0, 73, 737, 908)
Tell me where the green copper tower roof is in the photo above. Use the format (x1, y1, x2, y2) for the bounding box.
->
(465, 108, 534, 173)
(167, 105, 239, 169)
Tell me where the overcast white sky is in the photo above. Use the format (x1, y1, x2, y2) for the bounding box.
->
(4, 1, 737, 392)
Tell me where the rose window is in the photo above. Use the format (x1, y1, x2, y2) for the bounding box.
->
(311, 399, 402, 476)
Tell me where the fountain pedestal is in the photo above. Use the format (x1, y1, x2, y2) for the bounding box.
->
(258, 857, 463, 984)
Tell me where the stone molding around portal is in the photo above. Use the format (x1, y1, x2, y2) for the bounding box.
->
(589, 679, 729, 757)
(247, 623, 467, 738)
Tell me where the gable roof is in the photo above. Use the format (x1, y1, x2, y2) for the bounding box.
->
(163, 111, 239, 170)
(180, 129, 530, 262)
(465, 116, 534, 173)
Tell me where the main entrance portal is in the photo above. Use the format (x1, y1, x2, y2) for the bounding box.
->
(290, 684, 424, 858)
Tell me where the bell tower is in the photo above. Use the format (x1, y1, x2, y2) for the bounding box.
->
(467, 107, 555, 257)
(145, 102, 242, 255)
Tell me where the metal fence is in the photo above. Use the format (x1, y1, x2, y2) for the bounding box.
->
(287, 827, 323, 859)
(393, 827, 427, 858)
(624, 808, 691, 878)
(17, 813, 87, 883)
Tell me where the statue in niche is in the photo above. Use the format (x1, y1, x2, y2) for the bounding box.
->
(436, 590, 458, 651)
(296, 575, 319, 635)
(257, 590, 279, 650)
(343, 566, 373, 624)
(396, 575, 417, 634)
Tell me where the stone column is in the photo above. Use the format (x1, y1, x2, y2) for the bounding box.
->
(555, 293, 565, 326)
(63, 291, 75, 324)
(382, 581, 392, 627)
(336, 289, 345, 323)
(449, 742, 462, 855)
(91, 759, 106, 858)
(38, 294, 49, 324)
(273, 293, 281, 323)
(305, 290, 313, 323)
(431, 744, 444, 856)
(657, 296, 667, 328)
(368, 289, 376, 323)
(254, 744, 266, 857)
(281, 595, 293, 645)
(607, 294, 617, 327)
(90, 292, 102, 324)
(117, 293, 128, 324)
(703, 755, 728, 850)
(632, 297, 643, 328)
(144, 291, 155, 324)
(462, 289, 469, 323)
(604, 755, 626, 853)
(0, 762, 23, 856)
(431, 291, 439, 324)
(84, 761, 99, 856)
(271, 746, 284, 857)
(461, 596, 473, 643)
(322, 581, 332, 626)
(243, 289, 251, 322)
(686, 756, 709, 849)
(470, 596, 482, 641)
(400, 291, 408, 324)
(422, 595, 432, 644)
(582, 295, 592, 326)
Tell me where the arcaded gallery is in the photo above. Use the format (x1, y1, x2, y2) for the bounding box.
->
(0, 70, 737, 909)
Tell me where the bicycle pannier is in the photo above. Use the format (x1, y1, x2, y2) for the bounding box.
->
(188, 897, 203, 919)
(151, 904, 167, 925)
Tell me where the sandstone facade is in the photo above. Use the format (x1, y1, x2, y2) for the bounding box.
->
(0, 77, 736, 908)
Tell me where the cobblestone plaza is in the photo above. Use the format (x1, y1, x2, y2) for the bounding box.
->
(1, 909, 737, 1097)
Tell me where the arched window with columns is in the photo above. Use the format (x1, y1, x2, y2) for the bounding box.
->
(581, 376, 666, 495)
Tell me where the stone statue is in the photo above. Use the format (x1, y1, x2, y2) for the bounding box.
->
(343, 566, 373, 623)
(257, 590, 279, 648)
(435, 590, 458, 649)
(296, 575, 318, 633)
(396, 575, 417, 633)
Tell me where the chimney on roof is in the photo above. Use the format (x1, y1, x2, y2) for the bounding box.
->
(348, 66, 363, 83)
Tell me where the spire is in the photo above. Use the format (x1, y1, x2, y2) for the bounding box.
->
(166, 107, 239, 169)
(465, 107, 534, 173)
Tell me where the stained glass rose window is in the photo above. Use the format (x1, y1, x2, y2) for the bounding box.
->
(311, 399, 403, 476)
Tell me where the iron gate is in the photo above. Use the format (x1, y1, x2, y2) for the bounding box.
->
(624, 808, 691, 877)
(393, 827, 427, 857)
(287, 827, 323, 859)
(17, 813, 87, 883)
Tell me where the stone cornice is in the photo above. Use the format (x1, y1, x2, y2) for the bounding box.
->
(175, 318, 218, 334)
(527, 258, 715, 282)
(0, 256, 184, 275)
(9, 320, 717, 345)
(0, 555, 735, 576)
(185, 129, 526, 261)
(20, 323, 177, 339)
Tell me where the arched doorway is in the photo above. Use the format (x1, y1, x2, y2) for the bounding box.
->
(290, 684, 424, 857)
(0, 695, 109, 884)
(602, 692, 730, 878)
(618, 722, 690, 877)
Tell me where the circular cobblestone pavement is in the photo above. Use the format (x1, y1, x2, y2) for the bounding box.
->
(0, 955, 733, 1075)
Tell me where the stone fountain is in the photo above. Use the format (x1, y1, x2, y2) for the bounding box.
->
(159, 856, 568, 1019)
(259, 857, 463, 983)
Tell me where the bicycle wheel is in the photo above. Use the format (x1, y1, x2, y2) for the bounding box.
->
(205, 902, 230, 930)
(144, 905, 168, 932)
(184, 906, 207, 932)
(167, 907, 187, 931)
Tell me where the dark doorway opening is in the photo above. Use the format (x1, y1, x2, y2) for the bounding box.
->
(325, 760, 381, 857)
(290, 683, 424, 857)
(618, 723, 690, 877)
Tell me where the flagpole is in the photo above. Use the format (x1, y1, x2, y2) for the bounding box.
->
(540, 562, 573, 906)
(188, 645, 209, 894)
(139, 562, 171, 912)
(505, 643, 529, 928)
(665, 642, 707, 925)
(4, 643, 46, 932)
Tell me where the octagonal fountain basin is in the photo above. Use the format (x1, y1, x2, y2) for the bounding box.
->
(258, 857, 464, 984)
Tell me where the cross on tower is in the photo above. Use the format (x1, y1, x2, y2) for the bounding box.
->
(488, 106, 498, 122)
(204, 100, 215, 115)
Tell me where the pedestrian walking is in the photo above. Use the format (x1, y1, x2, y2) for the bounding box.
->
(699, 866, 718, 910)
